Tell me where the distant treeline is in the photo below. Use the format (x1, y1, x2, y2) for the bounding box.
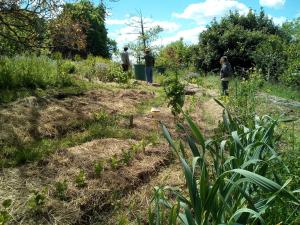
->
(156, 10, 300, 86)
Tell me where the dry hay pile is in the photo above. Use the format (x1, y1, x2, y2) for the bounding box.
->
(0, 89, 154, 147)
(0, 138, 171, 225)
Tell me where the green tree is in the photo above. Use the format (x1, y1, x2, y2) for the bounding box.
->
(252, 35, 287, 81)
(196, 9, 285, 75)
(53, 0, 110, 58)
(0, 0, 56, 55)
(156, 38, 192, 69)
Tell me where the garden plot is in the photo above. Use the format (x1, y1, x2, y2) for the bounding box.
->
(0, 88, 154, 146)
(0, 136, 171, 225)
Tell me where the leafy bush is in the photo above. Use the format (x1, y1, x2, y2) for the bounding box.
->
(163, 72, 185, 118)
(79, 56, 130, 83)
(145, 103, 300, 225)
(60, 61, 77, 74)
(226, 70, 263, 126)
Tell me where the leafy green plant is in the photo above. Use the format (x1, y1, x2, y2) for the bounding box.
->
(163, 72, 185, 118)
(226, 70, 262, 127)
(146, 105, 300, 224)
(121, 149, 133, 166)
(94, 161, 104, 177)
(54, 180, 68, 200)
(27, 190, 47, 212)
(110, 155, 120, 170)
(0, 199, 12, 225)
(75, 169, 87, 188)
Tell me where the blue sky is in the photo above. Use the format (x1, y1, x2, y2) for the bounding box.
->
(104, 0, 300, 49)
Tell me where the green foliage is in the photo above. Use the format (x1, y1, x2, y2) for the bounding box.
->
(163, 72, 185, 117)
(226, 70, 263, 126)
(94, 161, 104, 177)
(27, 190, 47, 212)
(0, 54, 80, 93)
(79, 56, 130, 83)
(121, 149, 133, 166)
(147, 109, 300, 224)
(54, 180, 68, 201)
(156, 39, 195, 70)
(252, 35, 287, 81)
(0, 200, 12, 225)
(60, 61, 77, 74)
(281, 41, 300, 86)
(61, 0, 110, 58)
(0, 55, 57, 89)
(110, 155, 120, 170)
(196, 9, 285, 73)
(75, 170, 87, 188)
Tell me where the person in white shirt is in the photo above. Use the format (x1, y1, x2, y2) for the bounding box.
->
(121, 46, 130, 72)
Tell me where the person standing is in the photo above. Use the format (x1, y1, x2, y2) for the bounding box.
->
(143, 48, 155, 84)
(220, 56, 232, 96)
(121, 46, 130, 72)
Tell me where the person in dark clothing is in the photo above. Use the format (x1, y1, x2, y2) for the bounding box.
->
(220, 56, 232, 96)
(143, 48, 155, 84)
(121, 46, 130, 72)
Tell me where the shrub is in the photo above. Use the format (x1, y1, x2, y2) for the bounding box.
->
(60, 61, 77, 74)
(226, 70, 263, 126)
(78, 56, 130, 83)
(163, 71, 185, 118)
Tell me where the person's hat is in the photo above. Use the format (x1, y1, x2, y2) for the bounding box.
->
(145, 48, 150, 52)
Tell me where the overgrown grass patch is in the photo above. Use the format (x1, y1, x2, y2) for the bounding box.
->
(261, 81, 300, 101)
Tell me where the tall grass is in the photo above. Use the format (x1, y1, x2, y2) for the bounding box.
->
(145, 100, 300, 225)
(0, 55, 58, 89)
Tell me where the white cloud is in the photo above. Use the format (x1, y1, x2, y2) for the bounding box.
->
(270, 15, 287, 25)
(154, 27, 207, 46)
(173, 0, 249, 25)
(107, 16, 181, 48)
(106, 19, 127, 25)
(259, 0, 285, 8)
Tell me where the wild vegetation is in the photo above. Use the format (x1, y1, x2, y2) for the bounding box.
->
(0, 1, 299, 225)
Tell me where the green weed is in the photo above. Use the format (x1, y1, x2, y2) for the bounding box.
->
(94, 161, 104, 177)
(110, 155, 120, 170)
(54, 180, 68, 201)
(75, 170, 87, 188)
(0, 199, 12, 225)
(27, 190, 47, 212)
